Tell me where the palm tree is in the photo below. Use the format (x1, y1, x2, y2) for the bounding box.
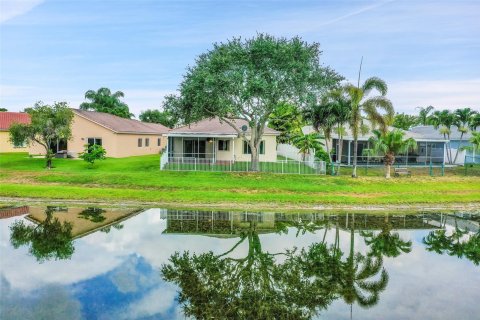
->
(304, 97, 336, 163)
(429, 110, 456, 164)
(80, 87, 133, 118)
(369, 129, 417, 178)
(344, 77, 395, 177)
(469, 113, 480, 131)
(416, 105, 434, 125)
(453, 108, 476, 163)
(292, 132, 325, 161)
(304, 89, 351, 165)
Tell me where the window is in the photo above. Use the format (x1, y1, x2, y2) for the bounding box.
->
(157, 138, 161, 147)
(13, 140, 26, 148)
(138, 138, 142, 147)
(243, 141, 265, 155)
(87, 138, 102, 147)
(218, 140, 230, 151)
(145, 138, 150, 147)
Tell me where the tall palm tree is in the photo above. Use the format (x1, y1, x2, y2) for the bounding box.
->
(429, 110, 456, 164)
(369, 129, 417, 178)
(292, 132, 325, 161)
(416, 105, 434, 126)
(344, 77, 395, 177)
(453, 108, 476, 163)
(80, 87, 133, 119)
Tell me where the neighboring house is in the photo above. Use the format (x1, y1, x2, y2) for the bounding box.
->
(164, 117, 279, 163)
(0, 112, 30, 152)
(410, 126, 478, 164)
(301, 125, 448, 165)
(30, 109, 169, 158)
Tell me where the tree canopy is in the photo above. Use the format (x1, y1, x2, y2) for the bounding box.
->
(139, 109, 178, 128)
(164, 34, 342, 170)
(9, 101, 74, 169)
(80, 87, 133, 118)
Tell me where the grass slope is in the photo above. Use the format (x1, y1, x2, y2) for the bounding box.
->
(1, 153, 479, 209)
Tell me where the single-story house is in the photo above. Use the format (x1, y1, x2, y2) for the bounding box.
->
(300, 124, 448, 165)
(0, 112, 30, 153)
(409, 126, 478, 164)
(164, 117, 279, 163)
(30, 109, 169, 158)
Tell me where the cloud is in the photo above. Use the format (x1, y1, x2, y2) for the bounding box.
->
(388, 79, 480, 113)
(0, 0, 44, 23)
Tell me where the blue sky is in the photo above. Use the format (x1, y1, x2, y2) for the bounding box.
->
(1, 0, 479, 117)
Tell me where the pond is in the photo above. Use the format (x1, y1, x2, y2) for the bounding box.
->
(0, 205, 479, 319)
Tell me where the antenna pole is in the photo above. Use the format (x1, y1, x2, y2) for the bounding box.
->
(357, 56, 363, 88)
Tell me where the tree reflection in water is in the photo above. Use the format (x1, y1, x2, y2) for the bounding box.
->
(78, 207, 107, 223)
(161, 214, 391, 319)
(423, 215, 480, 266)
(361, 213, 412, 258)
(9, 207, 74, 262)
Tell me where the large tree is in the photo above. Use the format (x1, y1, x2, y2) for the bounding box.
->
(139, 109, 178, 128)
(164, 34, 342, 171)
(80, 87, 133, 118)
(344, 77, 395, 177)
(9, 101, 74, 169)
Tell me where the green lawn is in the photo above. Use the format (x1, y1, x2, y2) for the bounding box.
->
(1, 153, 479, 210)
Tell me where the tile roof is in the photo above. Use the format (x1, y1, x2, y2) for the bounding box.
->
(73, 109, 169, 134)
(169, 117, 279, 136)
(0, 112, 30, 131)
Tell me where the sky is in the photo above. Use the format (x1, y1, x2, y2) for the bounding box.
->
(0, 0, 479, 117)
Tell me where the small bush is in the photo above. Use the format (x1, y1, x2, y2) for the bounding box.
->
(79, 144, 107, 166)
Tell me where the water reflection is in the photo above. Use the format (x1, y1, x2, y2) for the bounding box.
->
(423, 213, 480, 265)
(0, 206, 479, 319)
(9, 206, 74, 263)
(160, 212, 395, 318)
(5, 206, 142, 262)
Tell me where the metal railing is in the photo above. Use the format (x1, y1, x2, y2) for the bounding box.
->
(161, 157, 326, 175)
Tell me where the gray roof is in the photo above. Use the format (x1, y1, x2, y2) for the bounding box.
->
(303, 124, 447, 142)
(410, 125, 474, 141)
(74, 109, 169, 134)
(168, 117, 279, 137)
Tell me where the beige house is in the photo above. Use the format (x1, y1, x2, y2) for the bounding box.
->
(30, 109, 169, 158)
(165, 117, 279, 163)
(0, 112, 30, 153)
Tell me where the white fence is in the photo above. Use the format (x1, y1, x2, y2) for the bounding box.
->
(161, 156, 326, 175)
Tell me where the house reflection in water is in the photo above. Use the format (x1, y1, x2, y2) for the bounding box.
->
(24, 206, 144, 239)
(160, 209, 450, 236)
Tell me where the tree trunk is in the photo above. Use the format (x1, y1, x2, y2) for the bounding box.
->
(249, 144, 260, 172)
(385, 164, 391, 179)
(352, 138, 358, 178)
(453, 132, 464, 164)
